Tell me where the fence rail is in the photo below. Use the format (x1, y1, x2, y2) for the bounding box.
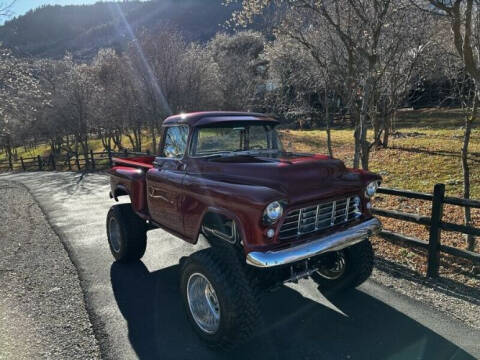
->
(0, 149, 151, 173)
(1, 152, 478, 277)
(373, 184, 480, 277)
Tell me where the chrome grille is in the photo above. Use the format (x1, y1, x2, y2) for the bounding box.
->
(279, 197, 359, 240)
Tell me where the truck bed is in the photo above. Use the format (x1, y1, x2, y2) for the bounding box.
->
(111, 156, 155, 169)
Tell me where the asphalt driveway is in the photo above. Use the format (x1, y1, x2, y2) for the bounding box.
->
(1, 171, 479, 360)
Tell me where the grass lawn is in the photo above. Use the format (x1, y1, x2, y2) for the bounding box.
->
(283, 127, 480, 199)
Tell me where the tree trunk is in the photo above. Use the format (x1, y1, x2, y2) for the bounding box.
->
(359, 76, 372, 170)
(324, 84, 333, 157)
(150, 119, 157, 154)
(353, 110, 361, 169)
(77, 134, 89, 171)
(462, 95, 477, 251)
(136, 127, 142, 152)
(383, 111, 394, 148)
(5, 135, 13, 166)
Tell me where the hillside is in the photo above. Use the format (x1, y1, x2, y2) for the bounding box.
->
(0, 0, 238, 59)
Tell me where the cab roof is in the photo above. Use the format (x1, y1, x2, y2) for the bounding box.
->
(162, 111, 279, 127)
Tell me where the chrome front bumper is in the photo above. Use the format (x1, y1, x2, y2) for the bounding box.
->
(246, 217, 382, 268)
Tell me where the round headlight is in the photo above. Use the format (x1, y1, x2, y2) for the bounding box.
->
(365, 181, 379, 197)
(265, 201, 283, 222)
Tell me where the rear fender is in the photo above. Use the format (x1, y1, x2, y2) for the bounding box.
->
(110, 166, 148, 214)
(111, 184, 129, 201)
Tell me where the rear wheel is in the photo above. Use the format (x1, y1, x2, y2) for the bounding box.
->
(180, 247, 259, 349)
(106, 204, 147, 262)
(311, 239, 374, 295)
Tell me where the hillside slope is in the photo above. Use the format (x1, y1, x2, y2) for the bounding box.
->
(0, 0, 237, 59)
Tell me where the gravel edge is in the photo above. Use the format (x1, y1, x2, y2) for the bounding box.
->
(0, 180, 102, 359)
(371, 257, 480, 329)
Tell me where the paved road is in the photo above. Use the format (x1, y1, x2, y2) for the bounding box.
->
(1, 171, 479, 360)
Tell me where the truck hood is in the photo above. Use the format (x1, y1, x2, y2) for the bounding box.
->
(188, 153, 372, 205)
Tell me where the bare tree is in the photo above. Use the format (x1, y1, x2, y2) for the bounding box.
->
(0, 0, 14, 19)
(208, 31, 265, 110)
(0, 47, 43, 163)
(125, 29, 185, 152)
(229, 0, 423, 170)
(426, 0, 478, 250)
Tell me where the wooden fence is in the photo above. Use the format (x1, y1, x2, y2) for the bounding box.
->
(1, 153, 478, 278)
(373, 184, 480, 277)
(0, 149, 151, 172)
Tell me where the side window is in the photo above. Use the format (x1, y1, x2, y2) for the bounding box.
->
(162, 126, 189, 158)
(248, 125, 269, 150)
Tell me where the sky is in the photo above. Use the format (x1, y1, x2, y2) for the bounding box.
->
(1, 0, 114, 24)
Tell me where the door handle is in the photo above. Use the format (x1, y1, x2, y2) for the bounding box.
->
(148, 186, 173, 204)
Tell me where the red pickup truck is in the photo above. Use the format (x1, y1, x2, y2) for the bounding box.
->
(107, 111, 382, 348)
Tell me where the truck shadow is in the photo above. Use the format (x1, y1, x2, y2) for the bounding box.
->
(110, 261, 476, 360)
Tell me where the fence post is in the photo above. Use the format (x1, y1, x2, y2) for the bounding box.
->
(8, 155, 13, 171)
(20, 157, 25, 171)
(50, 153, 56, 171)
(66, 152, 72, 171)
(427, 183, 445, 278)
(108, 148, 113, 167)
(146, 149, 150, 155)
(75, 152, 80, 171)
(90, 149, 95, 170)
(37, 155, 42, 171)
(124, 149, 128, 157)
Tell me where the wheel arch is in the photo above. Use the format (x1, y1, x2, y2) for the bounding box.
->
(112, 184, 130, 200)
(196, 206, 247, 247)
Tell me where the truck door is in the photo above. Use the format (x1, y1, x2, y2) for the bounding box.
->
(146, 125, 189, 234)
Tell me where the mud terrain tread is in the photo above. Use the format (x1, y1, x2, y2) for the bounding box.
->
(106, 204, 147, 262)
(312, 239, 374, 294)
(180, 246, 260, 349)
(350, 239, 374, 288)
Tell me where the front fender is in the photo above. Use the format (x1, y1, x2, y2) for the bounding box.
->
(183, 174, 285, 251)
(195, 206, 247, 245)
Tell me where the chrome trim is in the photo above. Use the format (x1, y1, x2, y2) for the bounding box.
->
(202, 221, 237, 244)
(246, 218, 382, 268)
(279, 196, 358, 240)
(344, 198, 350, 222)
(297, 208, 303, 236)
(330, 200, 336, 226)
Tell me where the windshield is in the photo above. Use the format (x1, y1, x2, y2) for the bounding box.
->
(191, 123, 284, 157)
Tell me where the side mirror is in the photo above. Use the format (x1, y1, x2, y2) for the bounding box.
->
(164, 145, 178, 158)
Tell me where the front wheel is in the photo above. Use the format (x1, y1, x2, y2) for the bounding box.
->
(311, 239, 374, 295)
(106, 204, 147, 262)
(180, 247, 259, 349)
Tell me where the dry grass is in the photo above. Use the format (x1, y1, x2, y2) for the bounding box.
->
(282, 127, 480, 198)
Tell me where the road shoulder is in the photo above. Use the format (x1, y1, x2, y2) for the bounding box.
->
(371, 257, 480, 329)
(0, 180, 101, 359)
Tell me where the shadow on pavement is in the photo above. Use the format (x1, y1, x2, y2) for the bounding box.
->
(111, 261, 476, 360)
(1, 171, 109, 198)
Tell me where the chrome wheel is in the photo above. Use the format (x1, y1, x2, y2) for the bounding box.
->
(108, 217, 122, 253)
(316, 251, 346, 280)
(187, 272, 221, 334)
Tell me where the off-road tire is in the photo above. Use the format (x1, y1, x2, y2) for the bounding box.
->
(180, 247, 260, 350)
(312, 239, 374, 295)
(106, 204, 147, 263)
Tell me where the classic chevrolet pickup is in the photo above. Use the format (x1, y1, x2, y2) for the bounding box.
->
(107, 111, 382, 348)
